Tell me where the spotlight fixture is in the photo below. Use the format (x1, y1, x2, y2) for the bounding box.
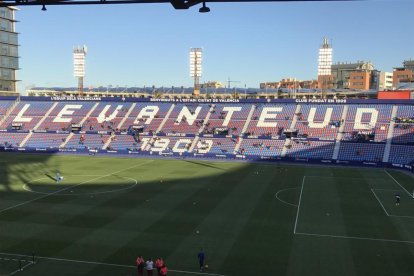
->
(41, 4, 47, 11)
(199, 2, 210, 13)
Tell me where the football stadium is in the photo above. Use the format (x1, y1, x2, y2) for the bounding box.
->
(0, 0, 413, 275)
(0, 97, 414, 275)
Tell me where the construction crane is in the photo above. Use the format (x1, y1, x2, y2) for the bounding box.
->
(227, 77, 241, 89)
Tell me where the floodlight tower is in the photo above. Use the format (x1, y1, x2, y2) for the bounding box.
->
(73, 46, 87, 96)
(190, 48, 203, 96)
(317, 37, 332, 97)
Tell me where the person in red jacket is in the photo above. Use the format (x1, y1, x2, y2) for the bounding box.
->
(160, 265, 168, 276)
(155, 258, 164, 275)
(136, 256, 145, 276)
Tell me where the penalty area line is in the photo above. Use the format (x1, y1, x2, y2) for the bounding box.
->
(0, 160, 153, 215)
(384, 170, 412, 198)
(371, 189, 390, 216)
(293, 176, 305, 234)
(0, 252, 227, 276)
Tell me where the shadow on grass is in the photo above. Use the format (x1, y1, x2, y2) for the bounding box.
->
(183, 159, 226, 171)
(0, 150, 413, 276)
(0, 151, 57, 191)
(44, 174, 56, 182)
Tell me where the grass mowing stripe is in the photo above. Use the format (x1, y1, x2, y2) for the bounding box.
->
(293, 176, 305, 234)
(4, 161, 231, 267)
(173, 165, 273, 271)
(0, 252, 228, 276)
(220, 167, 303, 275)
(0, 160, 153, 215)
(101, 163, 250, 273)
(2, 153, 414, 276)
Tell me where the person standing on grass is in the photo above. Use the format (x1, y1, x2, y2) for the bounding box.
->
(396, 193, 401, 206)
(197, 248, 205, 272)
(160, 264, 168, 276)
(155, 257, 164, 275)
(136, 256, 145, 276)
(56, 172, 63, 183)
(146, 258, 154, 276)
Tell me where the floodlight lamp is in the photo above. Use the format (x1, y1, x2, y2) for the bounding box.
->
(199, 2, 210, 13)
(41, 4, 47, 11)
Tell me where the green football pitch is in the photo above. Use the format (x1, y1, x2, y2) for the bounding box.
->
(0, 152, 414, 276)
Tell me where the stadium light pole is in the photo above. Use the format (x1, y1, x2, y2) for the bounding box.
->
(190, 48, 202, 97)
(318, 37, 333, 99)
(73, 46, 87, 96)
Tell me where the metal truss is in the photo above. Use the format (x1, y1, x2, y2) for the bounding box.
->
(0, 0, 362, 10)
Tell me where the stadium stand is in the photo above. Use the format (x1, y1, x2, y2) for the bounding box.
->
(337, 142, 385, 162)
(296, 105, 343, 140)
(286, 140, 335, 159)
(0, 100, 13, 115)
(389, 144, 414, 165)
(107, 134, 142, 151)
(37, 102, 96, 131)
(245, 104, 296, 137)
(204, 104, 252, 136)
(161, 104, 210, 135)
(392, 105, 414, 144)
(204, 137, 238, 155)
(25, 133, 69, 148)
(0, 132, 27, 147)
(0, 101, 55, 130)
(84, 102, 134, 132)
(239, 139, 284, 157)
(0, 97, 413, 170)
(120, 102, 172, 134)
(342, 104, 392, 142)
(65, 133, 110, 150)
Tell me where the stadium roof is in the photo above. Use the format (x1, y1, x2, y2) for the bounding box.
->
(0, 0, 364, 10)
(397, 82, 414, 91)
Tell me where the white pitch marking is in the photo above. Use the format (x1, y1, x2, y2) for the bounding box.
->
(0, 252, 227, 276)
(371, 188, 404, 192)
(371, 189, 390, 216)
(274, 187, 300, 207)
(389, 214, 414, 219)
(384, 170, 412, 197)
(293, 176, 305, 234)
(9, 261, 35, 275)
(0, 160, 153, 214)
(306, 175, 384, 180)
(22, 176, 138, 196)
(295, 231, 414, 245)
(371, 189, 414, 219)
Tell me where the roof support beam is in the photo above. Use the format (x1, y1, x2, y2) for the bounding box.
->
(170, 0, 202, 9)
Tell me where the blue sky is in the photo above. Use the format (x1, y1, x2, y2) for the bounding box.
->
(16, 0, 413, 92)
